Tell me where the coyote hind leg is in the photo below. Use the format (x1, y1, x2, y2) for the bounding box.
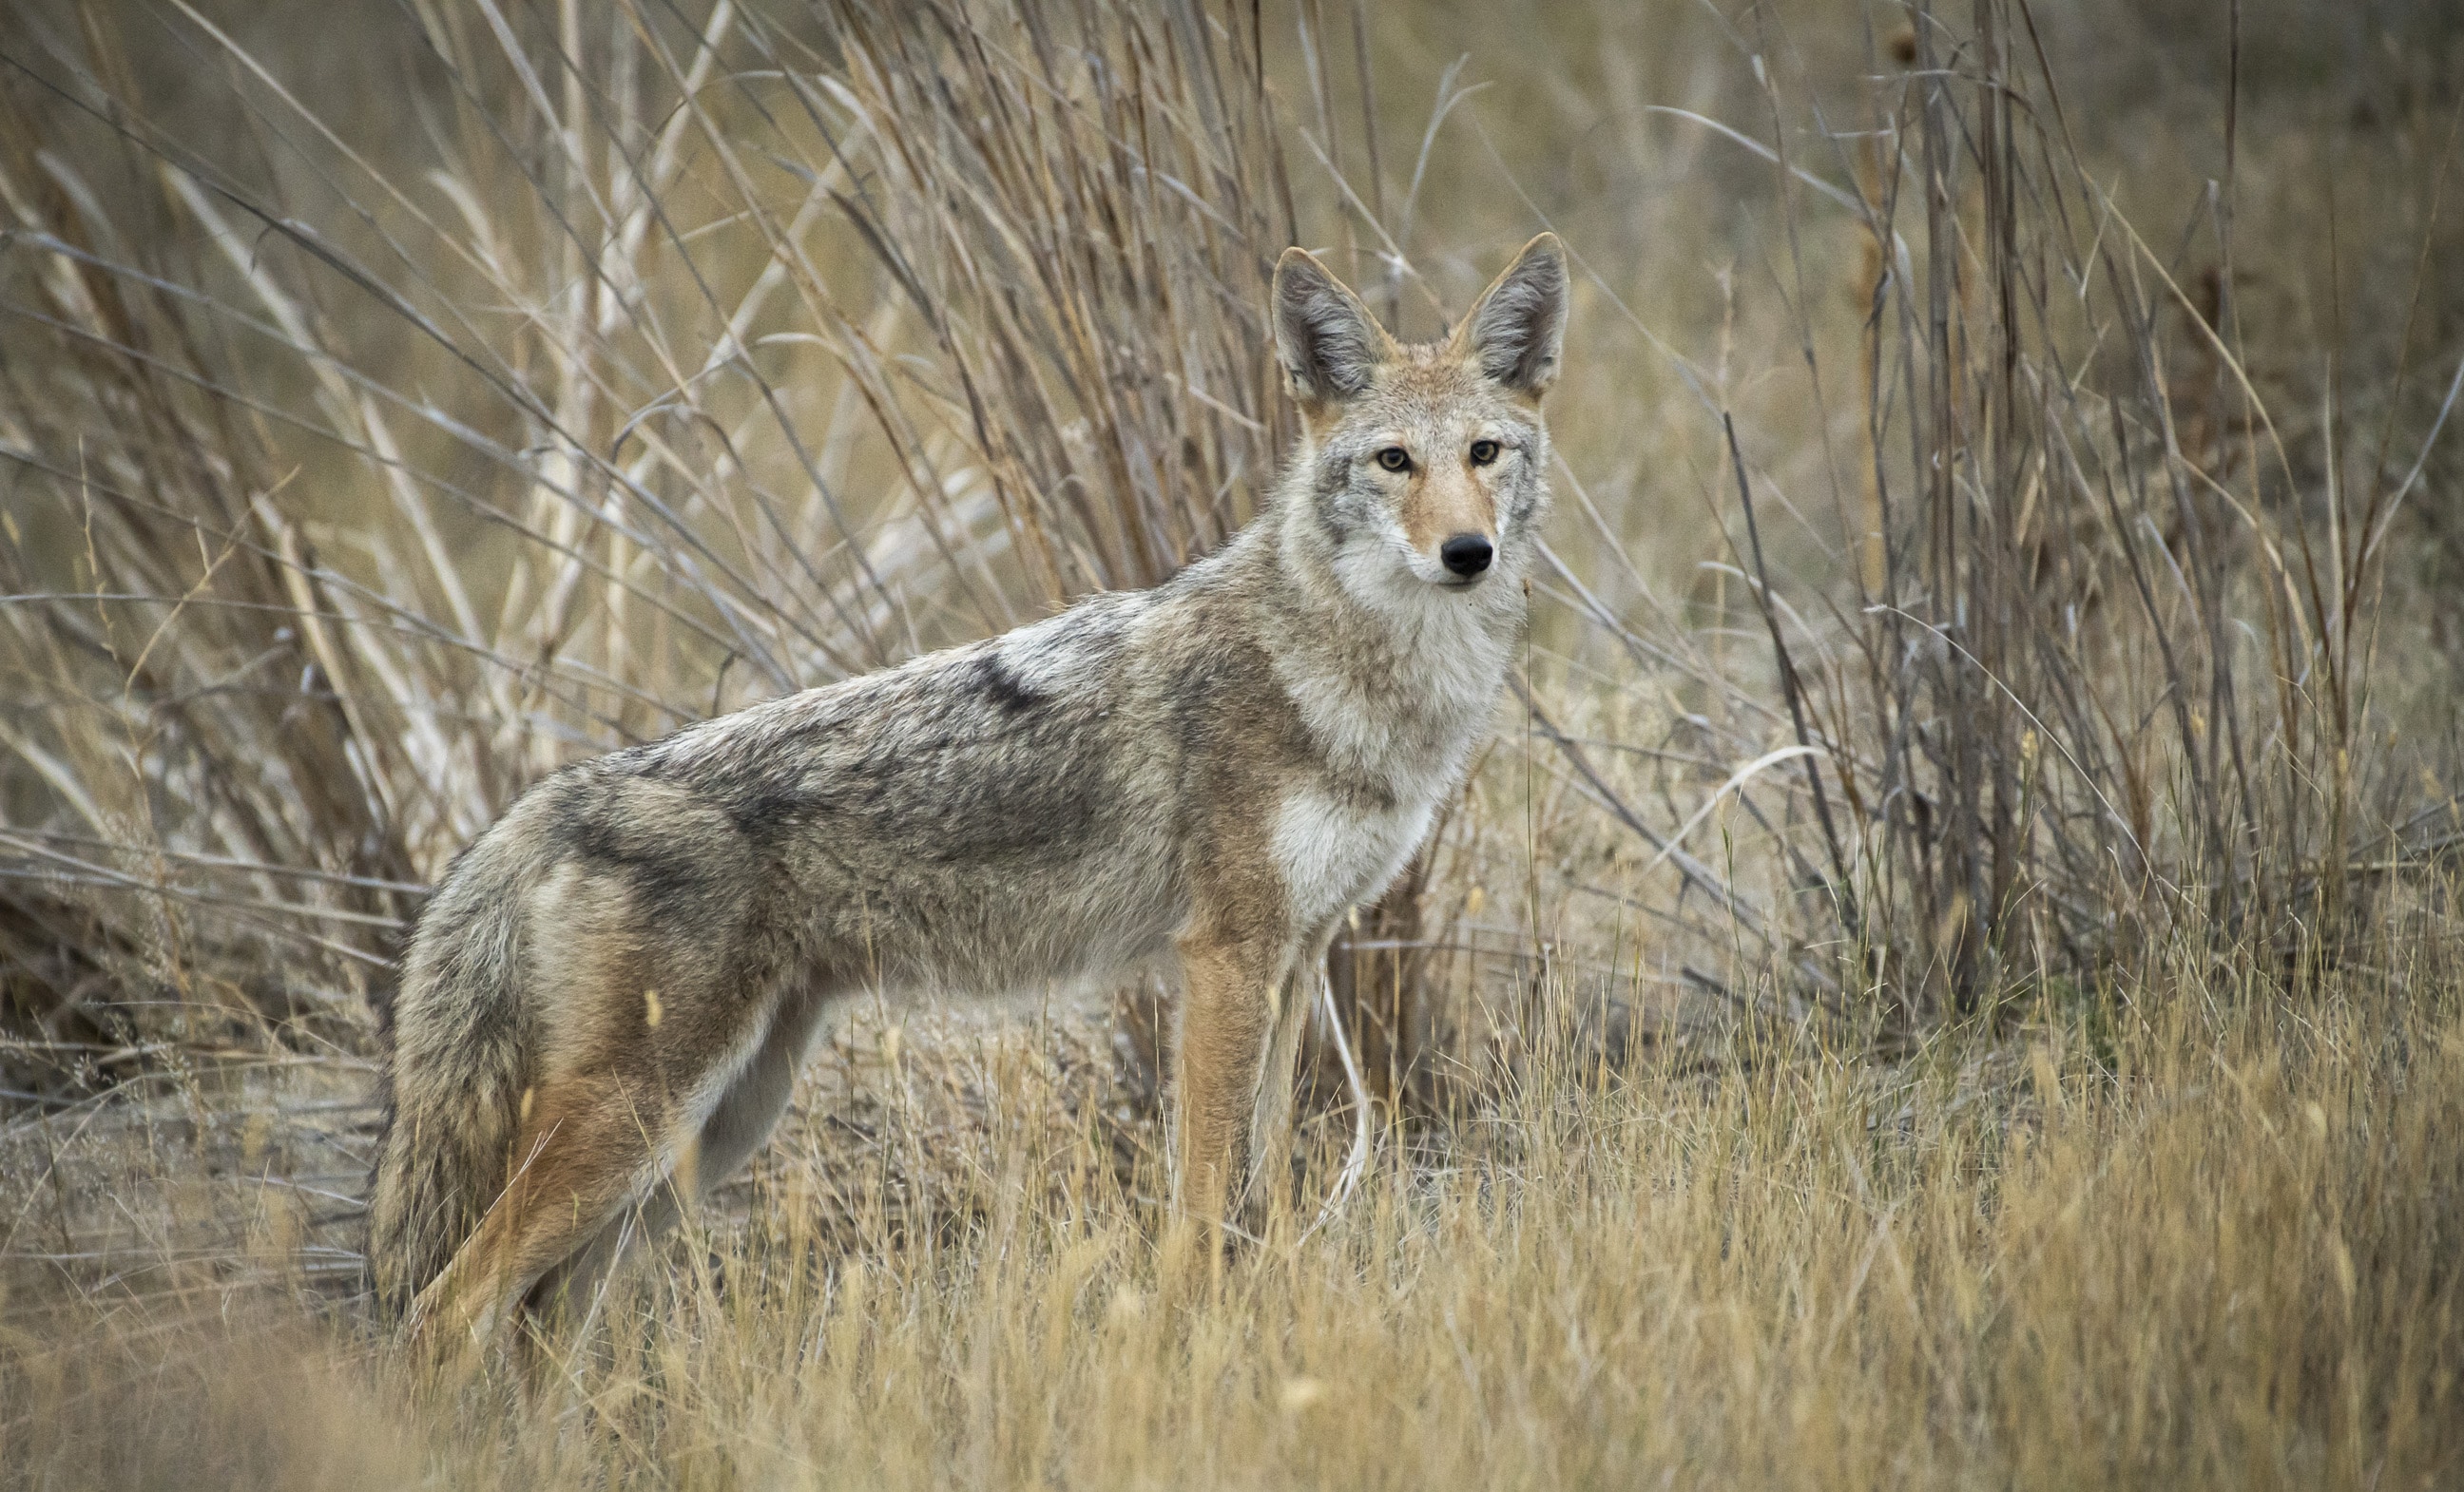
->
(406, 1078, 677, 1357)
(522, 988, 841, 1332)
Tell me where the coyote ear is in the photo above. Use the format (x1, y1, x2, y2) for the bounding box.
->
(1453, 233, 1569, 397)
(1272, 248, 1390, 408)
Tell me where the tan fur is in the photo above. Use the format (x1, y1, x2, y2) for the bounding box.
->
(366, 236, 1570, 1359)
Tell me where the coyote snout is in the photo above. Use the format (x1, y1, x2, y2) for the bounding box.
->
(368, 234, 1569, 1359)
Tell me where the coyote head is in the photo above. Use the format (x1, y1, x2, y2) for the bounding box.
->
(1271, 234, 1568, 601)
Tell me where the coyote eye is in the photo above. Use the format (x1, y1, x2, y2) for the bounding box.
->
(1374, 446, 1412, 473)
(1469, 438, 1501, 466)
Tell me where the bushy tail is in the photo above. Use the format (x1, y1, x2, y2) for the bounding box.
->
(365, 846, 532, 1318)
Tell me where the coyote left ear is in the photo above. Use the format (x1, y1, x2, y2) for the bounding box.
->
(1273, 248, 1392, 409)
(1453, 233, 1569, 397)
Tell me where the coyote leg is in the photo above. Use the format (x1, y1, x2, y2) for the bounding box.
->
(523, 989, 837, 1330)
(1237, 920, 1340, 1232)
(407, 1078, 676, 1357)
(1174, 928, 1291, 1233)
(520, 1181, 684, 1349)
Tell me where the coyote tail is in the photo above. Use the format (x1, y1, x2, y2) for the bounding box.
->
(364, 843, 532, 1318)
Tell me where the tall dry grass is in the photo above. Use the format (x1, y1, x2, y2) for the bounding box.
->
(0, 0, 1304, 1089)
(3, 0, 2463, 1483)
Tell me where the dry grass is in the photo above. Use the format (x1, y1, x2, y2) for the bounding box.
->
(4, 0, 2463, 1484)
(10, 923, 2464, 1489)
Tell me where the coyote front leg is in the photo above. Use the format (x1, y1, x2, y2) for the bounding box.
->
(1236, 920, 1340, 1229)
(1174, 923, 1294, 1233)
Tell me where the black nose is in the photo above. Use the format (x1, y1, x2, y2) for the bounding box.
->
(1439, 532, 1493, 578)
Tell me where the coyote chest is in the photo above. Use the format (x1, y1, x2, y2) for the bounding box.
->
(1271, 784, 1437, 931)
(1263, 586, 1511, 931)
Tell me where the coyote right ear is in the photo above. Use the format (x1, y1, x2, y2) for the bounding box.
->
(1272, 248, 1391, 409)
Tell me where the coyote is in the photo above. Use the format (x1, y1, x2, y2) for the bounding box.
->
(367, 235, 1569, 1347)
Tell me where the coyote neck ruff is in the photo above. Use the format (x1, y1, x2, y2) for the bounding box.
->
(369, 235, 1570, 1350)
